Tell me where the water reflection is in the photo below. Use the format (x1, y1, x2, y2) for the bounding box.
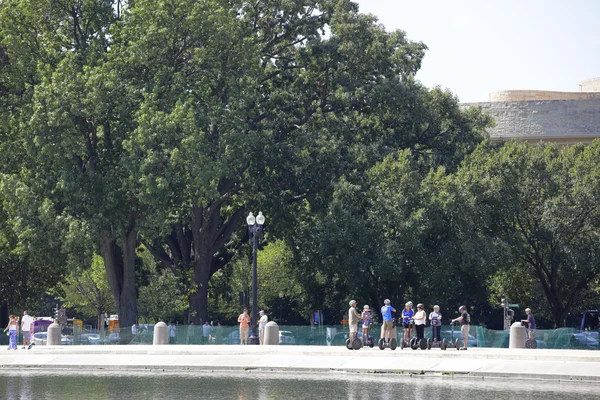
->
(0, 371, 598, 400)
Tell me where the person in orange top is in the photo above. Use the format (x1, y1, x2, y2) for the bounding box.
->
(237, 308, 251, 345)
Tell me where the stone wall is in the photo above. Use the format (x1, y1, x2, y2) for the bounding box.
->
(462, 99, 600, 145)
(580, 77, 600, 93)
(489, 90, 600, 102)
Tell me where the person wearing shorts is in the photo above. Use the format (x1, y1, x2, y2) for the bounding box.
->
(21, 311, 33, 349)
(402, 302, 414, 343)
(361, 305, 372, 345)
(452, 305, 470, 350)
(348, 300, 360, 342)
(380, 300, 396, 342)
(521, 308, 536, 339)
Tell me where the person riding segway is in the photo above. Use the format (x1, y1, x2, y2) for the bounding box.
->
(428, 305, 447, 350)
(361, 305, 375, 348)
(451, 305, 470, 350)
(413, 304, 428, 350)
(399, 302, 416, 349)
(378, 299, 397, 350)
(521, 308, 537, 349)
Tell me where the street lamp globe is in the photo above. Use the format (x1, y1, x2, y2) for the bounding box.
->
(256, 211, 265, 225)
(246, 212, 255, 226)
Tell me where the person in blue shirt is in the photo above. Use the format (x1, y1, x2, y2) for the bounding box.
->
(380, 299, 396, 343)
(402, 302, 414, 343)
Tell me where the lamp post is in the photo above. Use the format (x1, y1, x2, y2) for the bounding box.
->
(247, 211, 265, 345)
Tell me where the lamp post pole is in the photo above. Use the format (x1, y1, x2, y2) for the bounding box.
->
(247, 211, 265, 345)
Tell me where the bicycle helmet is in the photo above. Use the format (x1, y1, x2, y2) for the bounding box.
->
(405, 301, 413, 307)
(349, 300, 357, 307)
(363, 305, 370, 310)
(433, 305, 440, 310)
(417, 303, 424, 309)
(384, 299, 391, 305)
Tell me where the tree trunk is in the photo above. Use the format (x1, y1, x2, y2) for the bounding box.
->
(99, 221, 138, 331)
(189, 255, 211, 324)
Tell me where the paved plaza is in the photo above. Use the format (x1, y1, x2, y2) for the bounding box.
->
(2, 345, 600, 382)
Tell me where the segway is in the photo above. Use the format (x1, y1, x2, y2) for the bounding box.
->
(449, 321, 461, 350)
(428, 316, 447, 350)
(521, 321, 538, 349)
(399, 319, 418, 350)
(362, 323, 375, 348)
(378, 317, 398, 350)
(345, 325, 362, 350)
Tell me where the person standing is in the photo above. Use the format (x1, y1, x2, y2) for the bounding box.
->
(202, 321, 212, 344)
(21, 311, 33, 350)
(348, 300, 360, 343)
(4, 315, 18, 350)
(452, 305, 470, 350)
(238, 308, 250, 345)
(429, 305, 442, 343)
(380, 300, 396, 343)
(521, 308, 536, 340)
(360, 305, 372, 345)
(258, 310, 268, 345)
(168, 322, 177, 344)
(186, 321, 195, 344)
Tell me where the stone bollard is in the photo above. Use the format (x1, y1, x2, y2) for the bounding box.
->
(153, 321, 168, 345)
(509, 321, 527, 349)
(47, 322, 61, 345)
(263, 321, 280, 345)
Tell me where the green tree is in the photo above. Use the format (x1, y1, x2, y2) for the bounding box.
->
(54, 254, 116, 320)
(462, 140, 600, 326)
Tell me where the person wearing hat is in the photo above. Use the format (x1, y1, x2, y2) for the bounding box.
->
(379, 299, 395, 343)
(348, 300, 360, 343)
(361, 305, 372, 345)
(429, 305, 442, 342)
(521, 308, 536, 340)
(402, 302, 414, 344)
(451, 305, 470, 350)
(414, 304, 427, 342)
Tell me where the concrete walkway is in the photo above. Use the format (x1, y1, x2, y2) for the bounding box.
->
(2, 345, 600, 382)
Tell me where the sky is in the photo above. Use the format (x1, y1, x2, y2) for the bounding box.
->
(353, 0, 600, 102)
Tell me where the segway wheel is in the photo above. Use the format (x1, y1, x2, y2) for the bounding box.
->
(525, 339, 538, 349)
(427, 338, 432, 350)
(400, 339, 405, 350)
(455, 340, 460, 350)
(378, 338, 385, 350)
(368, 337, 374, 348)
(352, 337, 362, 350)
(410, 338, 419, 350)
(345, 338, 352, 350)
(389, 338, 397, 350)
(419, 338, 428, 350)
(441, 339, 447, 351)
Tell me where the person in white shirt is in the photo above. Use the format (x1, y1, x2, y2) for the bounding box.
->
(258, 311, 268, 345)
(21, 311, 33, 349)
(413, 304, 427, 342)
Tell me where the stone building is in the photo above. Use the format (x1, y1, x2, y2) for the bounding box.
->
(462, 78, 600, 145)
